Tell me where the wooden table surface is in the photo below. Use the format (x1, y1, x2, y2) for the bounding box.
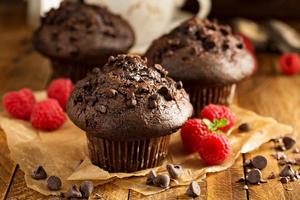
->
(1, 2, 300, 200)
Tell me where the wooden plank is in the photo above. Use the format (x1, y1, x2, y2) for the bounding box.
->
(206, 156, 247, 200)
(0, 130, 17, 200)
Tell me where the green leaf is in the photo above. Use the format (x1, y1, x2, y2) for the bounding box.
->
(203, 118, 228, 132)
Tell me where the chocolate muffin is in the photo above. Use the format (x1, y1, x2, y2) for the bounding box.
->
(67, 54, 193, 172)
(146, 17, 254, 116)
(33, 1, 135, 83)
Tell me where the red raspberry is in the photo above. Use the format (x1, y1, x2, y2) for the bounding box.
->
(198, 134, 231, 165)
(180, 119, 211, 153)
(201, 104, 236, 132)
(3, 88, 36, 120)
(47, 78, 74, 110)
(279, 53, 300, 75)
(31, 99, 67, 131)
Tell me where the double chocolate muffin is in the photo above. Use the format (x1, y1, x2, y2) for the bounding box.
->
(33, 1, 135, 82)
(146, 17, 254, 116)
(67, 54, 193, 172)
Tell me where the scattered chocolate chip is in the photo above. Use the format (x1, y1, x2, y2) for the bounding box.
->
(272, 152, 287, 160)
(47, 176, 62, 191)
(222, 43, 229, 51)
(293, 148, 300, 153)
(247, 169, 262, 184)
(166, 164, 183, 179)
(268, 172, 276, 179)
(146, 170, 157, 185)
(153, 174, 170, 188)
(66, 185, 82, 199)
(126, 98, 137, 108)
(186, 181, 201, 197)
(31, 166, 47, 180)
(280, 177, 289, 184)
(80, 181, 94, 198)
(158, 87, 173, 101)
(280, 165, 295, 178)
(251, 155, 268, 170)
(175, 81, 183, 90)
(238, 123, 251, 132)
(283, 136, 296, 150)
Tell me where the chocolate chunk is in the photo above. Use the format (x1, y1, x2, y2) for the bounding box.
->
(166, 164, 183, 179)
(80, 181, 94, 198)
(280, 165, 295, 178)
(153, 174, 170, 188)
(280, 177, 289, 184)
(31, 166, 47, 180)
(148, 99, 158, 109)
(247, 169, 262, 184)
(237, 43, 243, 49)
(267, 172, 276, 179)
(66, 185, 82, 199)
(238, 123, 251, 132)
(203, 40, 215, 51)
(146, 170, 157, 185)
(158, 87, 173, 101)
(47, 176, 62, 191)
(251, 155, 267, 170)
(283, 136, 296, 150)
(126, 98, 137, 108)
(175, 81, 183, 90)
(186, 181, 201, 197)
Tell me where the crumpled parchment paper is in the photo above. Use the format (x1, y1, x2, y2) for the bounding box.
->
(0, 92, 293, 196)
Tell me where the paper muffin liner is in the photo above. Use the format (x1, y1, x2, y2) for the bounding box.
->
(86, 134, 171, 173)
(185, 84, 236, 117)
(50, 59, 98, 83)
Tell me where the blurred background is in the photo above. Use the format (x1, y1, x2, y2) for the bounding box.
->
(0, 0, 300, 95)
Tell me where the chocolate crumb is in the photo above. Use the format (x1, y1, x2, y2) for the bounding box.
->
(267, 172, 276, 179)
(280, 177, 289, 184)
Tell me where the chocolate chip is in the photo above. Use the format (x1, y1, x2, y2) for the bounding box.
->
(280, 177, 289, 184)
(153, 174, 170, 188)
(280, 165, 295, 178)
(126, 98, 137, 108)
(238, 123, 251, 132)
(158, 87, 173, 101)
(66, 185, 82, 199)
(47, 176, 62, 191)
(80, 181, 94, 198)
(268, 172, 276, 179)
(186, 181, 201, 197)
(237, 43, 244, 49)
(251, 155, 267, 170)
(166, 164, 183, 179)
(31, 166, 47, 180)
(283, 136, 296, 150)
(203, 40, 215, 51)
(146, 170, 157, 185)
(148, 99, 158, 109)
(247, 169, 262, 184)
(175, 81, 183, 90)
(222, 43, 230, 51)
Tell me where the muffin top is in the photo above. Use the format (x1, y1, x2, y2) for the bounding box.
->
(67, 55, 193, 141)
(145, 17, 254, 86)
(33, 2, 134, 64)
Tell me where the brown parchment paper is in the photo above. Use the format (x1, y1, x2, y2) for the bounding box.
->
(0, 92, 293, 196)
